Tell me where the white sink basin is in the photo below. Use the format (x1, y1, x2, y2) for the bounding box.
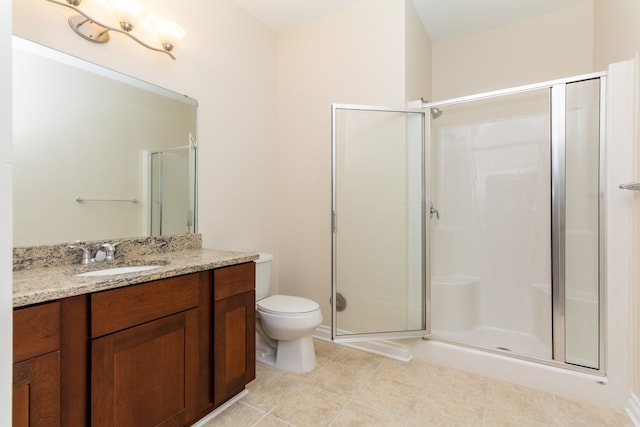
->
(75, 265, 161, 277)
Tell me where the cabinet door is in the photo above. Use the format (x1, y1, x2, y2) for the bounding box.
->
(213, 291, 255, 407)
(13, 351, 60, 427)
(13, 301, 62, 427)
(92, 310, 198, 427)
(13, 302, 60, 363)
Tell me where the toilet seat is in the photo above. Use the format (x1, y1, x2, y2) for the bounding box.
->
(257, 295, 319, 315)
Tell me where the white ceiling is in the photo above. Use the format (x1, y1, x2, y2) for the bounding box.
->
(231, 0, 591, 40)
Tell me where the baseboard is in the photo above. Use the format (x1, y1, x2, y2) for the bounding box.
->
(627, 393, 640, 426)
(191, 390, 249, 427)
(313, 325, 413, 362)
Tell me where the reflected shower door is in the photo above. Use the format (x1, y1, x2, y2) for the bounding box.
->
(150, 145, 195, 236)
(331, 105, 428, 341)
(429, 89, 554, 359)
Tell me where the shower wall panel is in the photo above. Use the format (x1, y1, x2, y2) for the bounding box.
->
(564, 79, 601, 369)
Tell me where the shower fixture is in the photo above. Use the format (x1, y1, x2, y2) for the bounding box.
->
(430, 106, 443, 119)
(420, 98, 444, 119)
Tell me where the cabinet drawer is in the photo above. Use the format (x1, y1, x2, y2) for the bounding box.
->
(91, 273, 200, 338)
(213, 263, 255, 301)
(14, 302, 60, 362)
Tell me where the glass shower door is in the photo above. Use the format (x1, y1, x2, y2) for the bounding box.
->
(149, 143, 196, 236)
(331, 104, 428, 341)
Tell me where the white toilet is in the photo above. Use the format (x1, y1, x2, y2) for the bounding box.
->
(254, 253, 323, 373)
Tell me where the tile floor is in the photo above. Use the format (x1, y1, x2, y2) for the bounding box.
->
(204, 339, 633, 426)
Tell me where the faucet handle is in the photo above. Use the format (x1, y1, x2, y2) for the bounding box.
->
(100, 242, 120, 261)
(70, 243, 93, 265)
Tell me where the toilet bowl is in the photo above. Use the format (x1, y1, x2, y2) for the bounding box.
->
(254, 254, 322, 373)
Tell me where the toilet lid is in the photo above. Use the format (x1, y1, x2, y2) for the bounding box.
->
(257, 295, 319, 314)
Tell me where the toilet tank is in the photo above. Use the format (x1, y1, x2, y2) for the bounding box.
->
(254, 253, 273, 300)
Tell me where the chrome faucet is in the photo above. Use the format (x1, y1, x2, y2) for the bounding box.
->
(70, 241, 119, 265)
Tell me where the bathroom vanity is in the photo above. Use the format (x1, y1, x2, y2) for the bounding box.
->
(12, 241, 257, 426)
(10, 37, 256, 425)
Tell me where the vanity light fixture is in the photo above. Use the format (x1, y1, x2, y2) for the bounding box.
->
(108, 0, 143, 32)
(45, 0, 185, 60)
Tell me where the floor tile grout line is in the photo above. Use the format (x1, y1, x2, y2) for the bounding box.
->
(343, 392, 413, 423)
(248, 412, 269, 427)
(341, 371, 420, 424)
(238, 399, 272, 415)
(345, 396, 416, 421)
(326, 399, 351, 427)
(242, 399, 297, 427)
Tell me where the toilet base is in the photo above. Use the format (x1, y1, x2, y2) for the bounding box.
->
(256, 333, 317, 373)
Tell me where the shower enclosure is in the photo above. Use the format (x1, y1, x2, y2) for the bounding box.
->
(331, 72, 605, 371)
(145, 137, 197, 236)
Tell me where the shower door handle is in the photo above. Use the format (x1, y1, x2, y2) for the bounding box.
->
(429, 203, 440, 220)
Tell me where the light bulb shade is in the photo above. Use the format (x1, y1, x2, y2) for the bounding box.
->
(153, 18, 186, 50)
(108, 0, 143, 29)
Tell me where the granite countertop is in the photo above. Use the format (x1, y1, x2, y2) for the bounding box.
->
(13, 248, 259, 308)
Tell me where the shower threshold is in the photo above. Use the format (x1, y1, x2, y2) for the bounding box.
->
(431, 325, 551, 360)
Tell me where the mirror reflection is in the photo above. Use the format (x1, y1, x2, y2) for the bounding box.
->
(12, 37, 197, 246)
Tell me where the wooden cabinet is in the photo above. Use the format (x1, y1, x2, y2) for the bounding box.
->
(12, 296, 89, 426)
(13, 302, 61, 427)
(213, 263, 256, 408)
(13, 351, 60, 427)
(12, 262, 256, 426)
(90, 272, 205, 427)
(92, 311, 199, 426)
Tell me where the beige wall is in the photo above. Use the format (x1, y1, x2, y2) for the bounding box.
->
(593, 0, 640, 69)
(405, 0, 432, 101)
(11, 0, 279, 256)
(432, 2, 595, 100)
(276, 0, 430, 323)
(0, 0, 12, 423)
(593, 0, 640, 406)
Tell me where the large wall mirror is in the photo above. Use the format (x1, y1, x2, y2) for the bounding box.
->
(13, 37, 197, 247)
